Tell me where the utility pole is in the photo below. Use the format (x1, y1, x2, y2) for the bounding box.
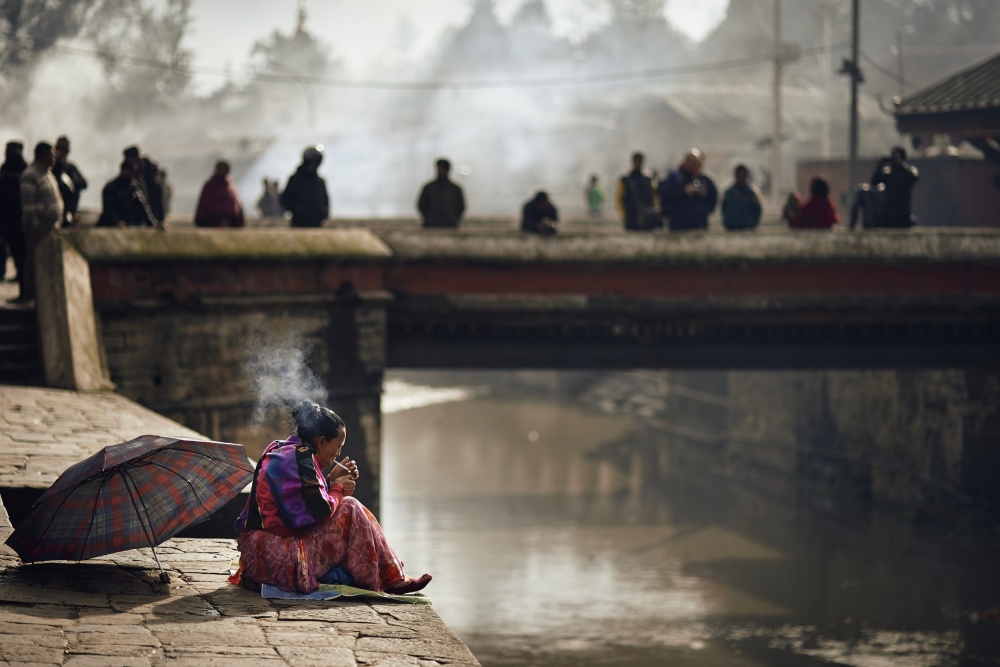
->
(815, 0, 839, 158)
(895, 29, 904, 99)
(847, 0, 860, 194)
(771, 0, 783, 206)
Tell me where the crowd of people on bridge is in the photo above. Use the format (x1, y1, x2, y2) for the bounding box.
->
(0, 132, 922, 303)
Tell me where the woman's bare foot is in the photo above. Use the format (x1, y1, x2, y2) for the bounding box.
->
(386, 573, 432, 595)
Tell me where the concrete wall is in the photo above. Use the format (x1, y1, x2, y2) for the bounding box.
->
(725, 369, 1000, 514)
(576, 368, 999, 516)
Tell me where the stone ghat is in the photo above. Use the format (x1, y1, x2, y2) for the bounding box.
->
(0, 385, 480, 666)
(0, 533, 478, 667)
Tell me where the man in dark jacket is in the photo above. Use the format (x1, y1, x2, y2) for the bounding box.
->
(616, 152, 659, 230)
(53, 136, 87, 227)
(123, 145, 165, 224)
(721, 164, 762, 231)
(417, 158, 465, 228)
(0, 142, 28, 289)
(98, 162, 154, 228)
(660, 149, 718, 231)
(520, 191, 558, 234)
(281, 145, 329, 228)
(871, 146, 919, 228)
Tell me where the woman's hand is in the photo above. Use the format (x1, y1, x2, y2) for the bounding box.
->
(332, 475, 355, 496)
(335, 456, 359, 481)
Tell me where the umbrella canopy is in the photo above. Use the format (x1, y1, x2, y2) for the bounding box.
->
(5, 435, 253, 579)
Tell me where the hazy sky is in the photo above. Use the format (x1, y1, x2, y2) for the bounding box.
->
(184, 0, 730, 91)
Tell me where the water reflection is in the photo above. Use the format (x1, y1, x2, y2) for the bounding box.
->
(380, 373, 1000, 667)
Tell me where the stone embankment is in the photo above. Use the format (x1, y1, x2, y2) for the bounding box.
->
(0, 385, 480, 666)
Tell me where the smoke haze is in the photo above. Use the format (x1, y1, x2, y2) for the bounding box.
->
(2, 0, 996, 220)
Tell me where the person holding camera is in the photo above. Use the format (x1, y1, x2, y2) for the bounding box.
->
(521, 190, 558, 235)
(870, 146, 919, 228)
(660, 149, 718, 232)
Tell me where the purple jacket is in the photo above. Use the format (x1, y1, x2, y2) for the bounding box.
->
(235, 436, 343, 533)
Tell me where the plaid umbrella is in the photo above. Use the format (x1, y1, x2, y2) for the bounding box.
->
(5, 435, 253, 583)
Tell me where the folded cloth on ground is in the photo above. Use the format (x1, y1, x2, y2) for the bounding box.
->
(260, 583, 431, 604)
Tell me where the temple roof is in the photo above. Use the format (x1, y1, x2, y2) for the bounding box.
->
(895, 51, 1000, 135)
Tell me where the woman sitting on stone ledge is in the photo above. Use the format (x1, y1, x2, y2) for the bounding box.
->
(229, 400, 431, 595)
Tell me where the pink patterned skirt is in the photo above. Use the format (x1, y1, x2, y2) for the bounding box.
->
(233, 497, 406, 593)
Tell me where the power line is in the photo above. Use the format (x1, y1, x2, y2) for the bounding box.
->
(860, 50, 916, 89)
(16, 35, 852, 92)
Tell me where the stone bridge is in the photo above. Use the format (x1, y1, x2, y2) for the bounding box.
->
(34, 227, 1000, 512)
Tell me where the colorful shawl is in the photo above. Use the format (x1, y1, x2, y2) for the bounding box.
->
(235, 436, 343, 533)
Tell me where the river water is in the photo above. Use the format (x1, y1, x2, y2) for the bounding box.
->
(379, 372, 1000, 667)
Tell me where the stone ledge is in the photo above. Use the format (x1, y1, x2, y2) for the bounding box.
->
(63, 228, 393, 263)
(378, 228, 1000, 266)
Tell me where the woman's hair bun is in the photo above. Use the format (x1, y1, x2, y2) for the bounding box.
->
(291, 400, 345, 446)
(291, 400, 319, 422)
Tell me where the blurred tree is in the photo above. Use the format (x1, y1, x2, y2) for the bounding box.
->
(611, 0, 666, 22)
(891, 0, 1000, 44)
(86, 0, 192, 119)
(0, 0, 192, 120)
(242, 4, 341, 130)
(581, 0, 687, 69)
(249, 3, 336, 79)
(509, 0, 571, 66)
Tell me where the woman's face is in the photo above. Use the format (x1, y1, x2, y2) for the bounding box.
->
(314, 429, 347, 468)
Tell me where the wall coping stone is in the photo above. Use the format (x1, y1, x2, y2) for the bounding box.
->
(63, 228, 393, 263)
(377, 228, 1000, 266)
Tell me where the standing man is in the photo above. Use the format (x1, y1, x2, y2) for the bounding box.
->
(616, 151, 659, 230)
(0, 142, 28, 294)
(19, 142, 63, 303)
(281, 145, 329, 228)
(871, 146, 919, 228)
(123, 145, 165, 225)
(52, 136, 87, 228)
(721, 164, 762, 231)
(417, 158, 465, 228)
(660, 149, 718, 231)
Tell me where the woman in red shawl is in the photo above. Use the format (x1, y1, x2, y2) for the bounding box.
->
(194, 160, 245, 227)
(785, 176, 838, 230)
(230, 400, 431, 594)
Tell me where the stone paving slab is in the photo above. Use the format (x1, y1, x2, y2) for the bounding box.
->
(0, 530, 479, 666)
(0, 384, 480, 665)
(0, 385, 208, 490)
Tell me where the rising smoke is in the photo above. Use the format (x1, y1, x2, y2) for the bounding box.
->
(244, 330, 328, 431)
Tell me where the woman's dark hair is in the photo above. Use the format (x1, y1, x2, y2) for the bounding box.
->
(809, 176, 830, 198)
(291, 400, 344, 447)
